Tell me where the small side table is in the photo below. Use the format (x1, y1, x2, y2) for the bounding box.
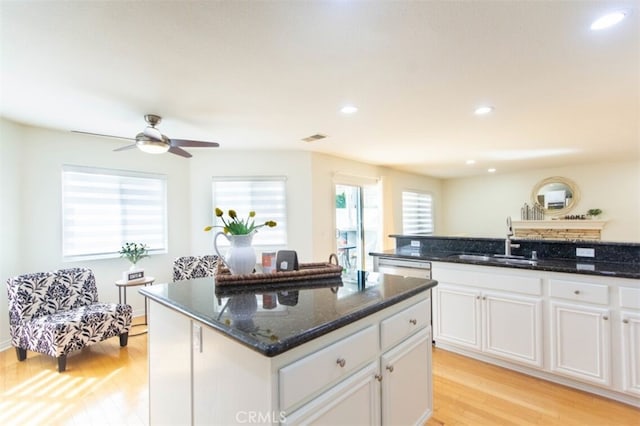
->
(115, 276, 155, 336)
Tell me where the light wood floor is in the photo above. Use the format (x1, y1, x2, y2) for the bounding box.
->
(1, 322, 638, 425)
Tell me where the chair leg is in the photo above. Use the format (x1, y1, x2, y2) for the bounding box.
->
(15, 347, 27, 361)
(119, 332, 129, 347)
(57, 355, 67, 373)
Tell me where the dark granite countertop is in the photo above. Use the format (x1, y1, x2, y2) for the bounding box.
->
(371, 248, 640, 279)
(139, 273, 437, 357)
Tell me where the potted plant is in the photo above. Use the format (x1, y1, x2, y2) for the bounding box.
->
(204, 208, 277, 275)
(587, 208, 603, 219)
(119, 242, 149, 281)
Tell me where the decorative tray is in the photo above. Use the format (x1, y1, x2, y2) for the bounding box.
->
(215, 254, 343, 286)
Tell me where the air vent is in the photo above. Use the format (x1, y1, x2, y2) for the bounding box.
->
(301, 134, 328, 143)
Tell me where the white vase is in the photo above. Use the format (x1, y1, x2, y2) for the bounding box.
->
(213, 231, 256, 275)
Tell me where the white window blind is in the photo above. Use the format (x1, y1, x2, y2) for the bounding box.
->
(62, 165, 167, 260)
(402, 191, 434, 235)
(212, 177, 287, 246)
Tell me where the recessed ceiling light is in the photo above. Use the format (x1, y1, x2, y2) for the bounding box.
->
(340, 105, 358, 114)
(488, 168, 497, 173)
(590, 11, 627, 30)
(466, 159, 476, 165)
(474, 106, 494, 115)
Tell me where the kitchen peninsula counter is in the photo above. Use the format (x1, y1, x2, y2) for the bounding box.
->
(140, 273, 437, 425)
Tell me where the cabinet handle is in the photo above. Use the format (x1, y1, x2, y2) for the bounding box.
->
(574, 290, 580, 295)
(476, 296, 481, 300)
(603, 316, 609, 321)
(386, 365, 394, 373)
(482, 296, 487, 301)
(623, 319, 629, 324)
(409, 319, 417, 325)
(336, 358, 346, 368)
(375, 374, 383, 382)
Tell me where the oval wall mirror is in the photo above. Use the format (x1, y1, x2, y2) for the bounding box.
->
(531, 176, 580, 217)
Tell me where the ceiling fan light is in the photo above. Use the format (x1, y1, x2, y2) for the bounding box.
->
(137, 139, 170, 154)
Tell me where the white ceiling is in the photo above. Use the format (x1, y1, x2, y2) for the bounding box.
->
(1, 1, 638, 178)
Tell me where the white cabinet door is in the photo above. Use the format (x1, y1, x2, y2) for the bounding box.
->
(285, 361, 381, 426)
(380, 328, 432, 426)
(621, 311, 640, 396)
(550, 301, 611, 386)
(434, 285, 481, 350)
(483, 292, 543, 367)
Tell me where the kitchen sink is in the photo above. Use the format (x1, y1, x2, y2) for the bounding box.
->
(450, 253, 537, 266)
(453, 254, 492, 262)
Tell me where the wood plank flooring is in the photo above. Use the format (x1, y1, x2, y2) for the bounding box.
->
(1, 322, 638, 425)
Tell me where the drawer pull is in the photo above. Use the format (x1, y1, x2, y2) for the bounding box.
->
(409, 319, 417, 325)
(623, 319, 629, 324)
(375, 374, 383, 382)
(336, 358, 346, 368)
(386, 365, 394, 373)
(574, 290, 580, 295)
(603, 316, 609, 321)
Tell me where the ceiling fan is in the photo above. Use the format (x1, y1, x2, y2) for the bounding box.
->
(72, 114, 220, 158)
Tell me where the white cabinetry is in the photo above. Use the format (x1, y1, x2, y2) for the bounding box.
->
(549, 301, 611, 385)
(380, 328, 432, 425)
(620, 286, 640, 397)
(432, 261, 640, 408)
(433, 265, 543, 367)
(148, 290, 433, 425)
(286, 299, 433, 425)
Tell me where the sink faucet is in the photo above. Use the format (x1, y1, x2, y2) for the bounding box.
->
(504, 216, 520, 256)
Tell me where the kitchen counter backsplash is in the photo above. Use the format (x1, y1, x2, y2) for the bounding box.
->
(390, 235, 640, 265)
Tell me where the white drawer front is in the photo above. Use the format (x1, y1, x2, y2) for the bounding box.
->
(620, 287, 640, 310)
(434, 264, 541, 296)
(549, 279, 609, 305)
(380, 299, 430, 350)
(279, 325, 378, 412)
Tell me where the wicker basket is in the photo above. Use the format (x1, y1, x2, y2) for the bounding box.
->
(215, 253, 343, 286)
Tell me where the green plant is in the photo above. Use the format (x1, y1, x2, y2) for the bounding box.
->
(204, 208, 277, 235)
(587, 208, 602, 217)
(119, 242, 149, 265)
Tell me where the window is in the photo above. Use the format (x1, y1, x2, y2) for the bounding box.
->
(62, 165, 167, 260)
(402, 191, 434, 235)
(212, 177, 287, 246)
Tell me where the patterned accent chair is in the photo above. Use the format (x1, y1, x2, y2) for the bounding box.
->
(173, 255, 218, 281)
(6, 267, 132, 372)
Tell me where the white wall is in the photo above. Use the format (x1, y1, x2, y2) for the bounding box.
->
(441, 160, 640, 242)
(0, 120, 23, 349)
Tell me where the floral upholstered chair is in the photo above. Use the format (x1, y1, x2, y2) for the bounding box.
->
(173, 255, 218, 281)
(6, 267, 132, 372)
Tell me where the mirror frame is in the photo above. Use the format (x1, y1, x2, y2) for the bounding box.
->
(531, 176, 580, 217)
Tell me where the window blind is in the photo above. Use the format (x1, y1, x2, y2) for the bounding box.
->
(402, 191, 434, 235)
(212, 177, 287, 246)
(62, 165, 167, 260)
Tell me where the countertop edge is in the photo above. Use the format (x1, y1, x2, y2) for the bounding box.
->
(371, 251, 640, 280)
(140, 279, 438, 357)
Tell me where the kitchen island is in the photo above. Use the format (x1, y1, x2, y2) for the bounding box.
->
(140, 272, 437, 425)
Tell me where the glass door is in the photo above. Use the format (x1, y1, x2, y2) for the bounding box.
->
(335, 183, 381, 274)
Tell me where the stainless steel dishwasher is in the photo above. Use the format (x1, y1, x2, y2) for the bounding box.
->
(372, 256, 434, 343)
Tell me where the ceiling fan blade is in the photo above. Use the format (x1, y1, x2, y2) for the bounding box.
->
(71, 130, 135, 141)
(113, 144, 138, 152)
(168, 146, 193, 158)
(170, 139, 220, 148)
